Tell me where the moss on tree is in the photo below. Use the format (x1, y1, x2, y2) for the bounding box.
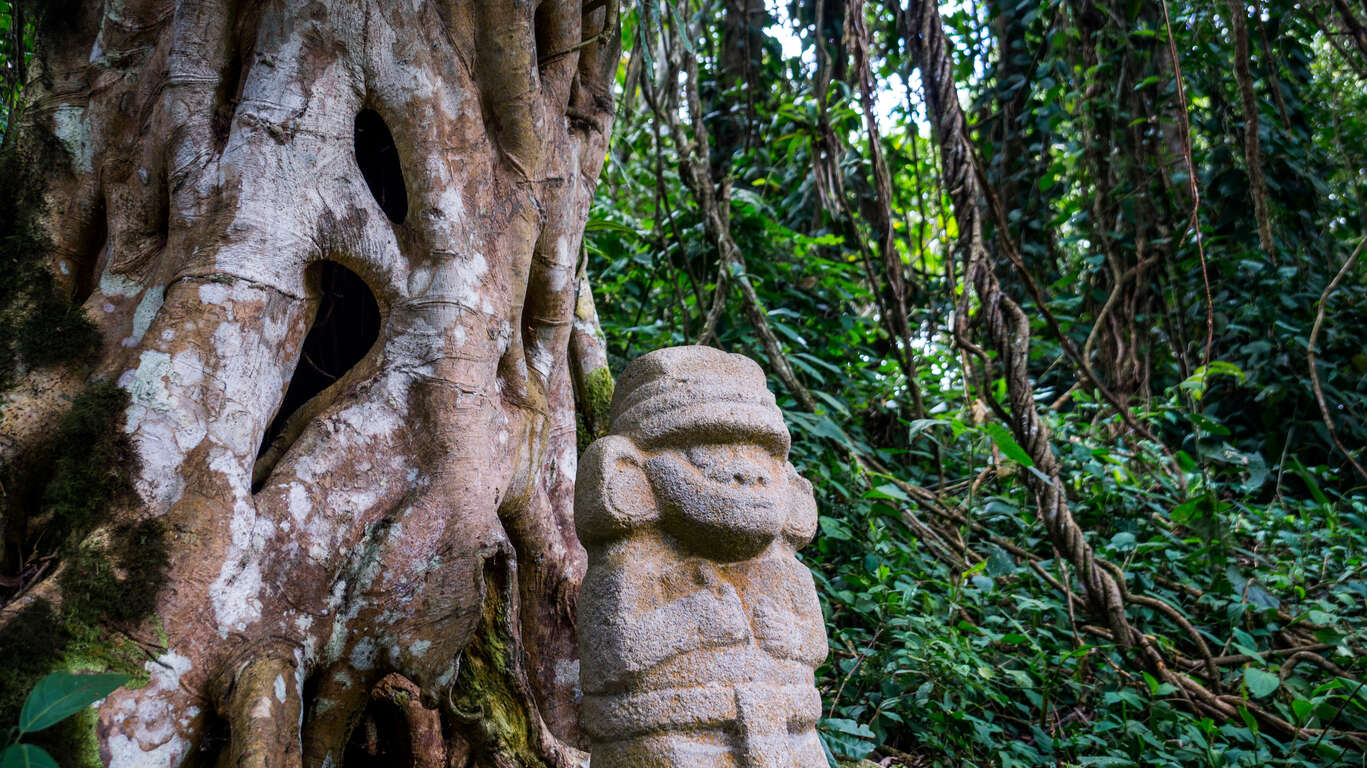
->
(446, 555, 551, 765)
(576, 365, 615, 453)
(0, 382, 165, 766)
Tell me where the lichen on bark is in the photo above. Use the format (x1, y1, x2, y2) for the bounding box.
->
(0, 0, 621, 764)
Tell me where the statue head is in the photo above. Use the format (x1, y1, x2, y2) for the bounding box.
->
(575, 346, 817, 561)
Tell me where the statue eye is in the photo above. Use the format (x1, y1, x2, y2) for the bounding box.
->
(684, 447, 715, 470)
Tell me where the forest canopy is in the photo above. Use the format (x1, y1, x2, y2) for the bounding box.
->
(582, 0, 1367, 764)
(1, 0, 1366, 765)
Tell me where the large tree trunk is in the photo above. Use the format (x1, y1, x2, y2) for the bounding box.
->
(0, 0, 619, 765)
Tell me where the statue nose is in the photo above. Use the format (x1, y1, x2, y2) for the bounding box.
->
(732, 468, 767, 486)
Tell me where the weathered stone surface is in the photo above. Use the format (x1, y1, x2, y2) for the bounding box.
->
(576, 345, 828, 767)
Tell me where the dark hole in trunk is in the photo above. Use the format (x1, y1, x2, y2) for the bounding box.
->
(182, 710, 230, 768)
(354, 109, 408, 224)
(70, 198, 107, 307)
(343, 694, 414, 768)
(255, 261, 380, 472)
(211, 53, 243, 151)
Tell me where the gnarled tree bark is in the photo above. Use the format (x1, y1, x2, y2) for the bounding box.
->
(0, 0, 619, 765)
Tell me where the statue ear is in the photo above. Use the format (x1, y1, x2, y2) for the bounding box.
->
(574, 435, 657, 547)
(782, 463, 818, 549)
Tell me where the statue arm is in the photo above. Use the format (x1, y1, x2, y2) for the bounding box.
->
(581, 553, 750, 687)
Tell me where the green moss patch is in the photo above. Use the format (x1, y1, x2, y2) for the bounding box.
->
(0, 382, 164, 766)
(576, 365, 615, 453)
(446, 555, 546, 765)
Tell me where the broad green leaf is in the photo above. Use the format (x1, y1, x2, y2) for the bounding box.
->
(1243, 667, 1280, 698)
(1171, 495, 1208, 525)
(986, 547, 1016, 577)
(1292, 697, 1314, 724)
(982, 423, 1034, 467)
(1307, 609, 1336, 626)
(0, 745, 59, 768)
(907, 418, 953, 441)
(819, 717, 877, 759)
(1174, 450, 1198, 472)
(864, 482, 910, 502)
(1108, 532, 1136, 551)
(1179, 361, 1245, 401)
(1143, 671, 1161, 694)
(1189, 413, 1230, 436)
(20, 671, 130, 733)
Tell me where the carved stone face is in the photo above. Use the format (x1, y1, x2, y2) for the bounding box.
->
(645, 441, 789, 562)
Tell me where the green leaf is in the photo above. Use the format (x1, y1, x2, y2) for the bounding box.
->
(1292, 697, 1314, 724)
(1143, 671, 1161, 694)
(20, 671, 130, 734)
(583, 217, 639, 235)
(1289, 456, 1330, 507)
(907, 418, 953, 441)
(1171, 495, 1209, 525)
(1109, 532, 1136, 551)
(819, 515, 852, 542)
(961, 560, 987, 581)
(864, 482, 910, 502)
(1175, 450, 1198, 472)
(1179, 361, 1245, 402)
(1243, 667, 1280, 698)
(1307, 609, 1336, 626)
(986, 547, 1016, 577)
(820, 717, 877, 759)
(0, 745, 59, 768)
(1189, 413, 1230, 436)
(982, 423, 1034, 467)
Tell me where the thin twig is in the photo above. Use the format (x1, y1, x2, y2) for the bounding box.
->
(1307, 236, 1367, 480)
(1159, 0, 1214, 369)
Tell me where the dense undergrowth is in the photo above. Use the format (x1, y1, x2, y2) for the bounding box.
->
(588, 0, 1367, 764)
(2, 0, 1365, 764)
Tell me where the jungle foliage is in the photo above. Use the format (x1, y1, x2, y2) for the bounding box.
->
(2, 0, 1366, 764)
(586, 0, 1367, 764)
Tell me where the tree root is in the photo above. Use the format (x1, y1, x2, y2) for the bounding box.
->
(223, 655, 304, 768)
(445, 550, 586, 768)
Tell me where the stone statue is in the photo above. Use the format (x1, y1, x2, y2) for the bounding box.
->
(575, 346, 828, 767)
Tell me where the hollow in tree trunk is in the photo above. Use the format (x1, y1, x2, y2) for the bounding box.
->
(0, 0, 619, 765)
